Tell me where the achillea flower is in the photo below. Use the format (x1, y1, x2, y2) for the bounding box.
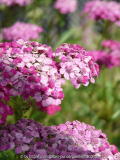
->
(54, 43, 100, 89)
(83, 0, 120, 25)
(54, 0, 77, 14)
(0, 118, 119, 160)
(0, 101, 13, 125)
(89, 40, 120, 68)
(2, 22, 43, 41)
(0, 39, 64, 107)
(0, 0, 31, 6)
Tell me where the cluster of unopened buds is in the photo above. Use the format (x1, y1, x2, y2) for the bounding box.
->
(0, 39, 99, 125)
(0, 0, 31, 6)
(89, 40, 120, 68)
(54, 0, 77, 14)
(0, 118, 120, 160)
(2, 21, 43, 41)
(83, 0, 120, 26)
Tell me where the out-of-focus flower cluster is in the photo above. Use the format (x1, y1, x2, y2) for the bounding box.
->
(2, 22, 43, 41)
(84, 0, 120, 25)
(0, 0, 31, 6)
(102, 40, 120, 51)
(0, 118, 120, 160)
(0, 40, 99, 125)
(54, 0, 77, 14)
(54, 43, 99, 89)
(89, 40, 120, 69)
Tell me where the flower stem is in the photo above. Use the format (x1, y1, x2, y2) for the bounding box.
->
(102, 20, 111, 40)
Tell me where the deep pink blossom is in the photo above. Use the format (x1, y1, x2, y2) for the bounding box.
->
(2, 22, 43, 41)
(54, 0, 77, 14)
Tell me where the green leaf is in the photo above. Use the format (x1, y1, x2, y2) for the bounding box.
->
(111, 110, 120, 120)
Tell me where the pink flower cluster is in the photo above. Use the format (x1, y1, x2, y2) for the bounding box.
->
(84, 0, 120, 25)
(0, 118, 120, 160)
(54, 43, 100, 89)
(0, 0, 31, 6)
(2, 22, 43, 41)
(54, 0, 77, 14)
(0, 39, 64, 108)
(89, 40, 120, 68)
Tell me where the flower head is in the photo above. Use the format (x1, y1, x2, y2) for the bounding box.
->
(84, 0, 120, 25)
(0, 39, 64, 107)
(54, 43, 100, 89)
(2, 22, 43, 41)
